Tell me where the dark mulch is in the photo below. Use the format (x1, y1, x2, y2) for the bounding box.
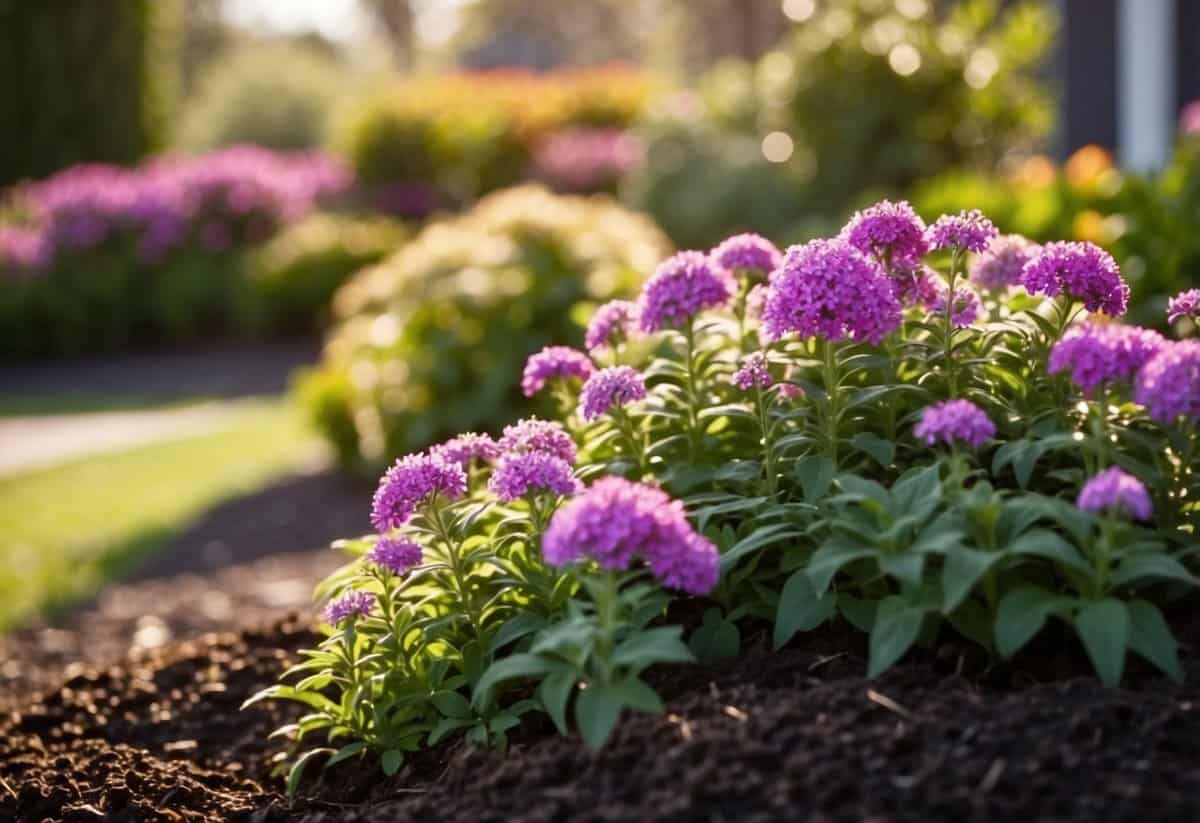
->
(2, 570, 1199, 823)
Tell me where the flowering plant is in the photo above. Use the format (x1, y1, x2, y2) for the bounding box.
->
(253, 203, 1199, 791)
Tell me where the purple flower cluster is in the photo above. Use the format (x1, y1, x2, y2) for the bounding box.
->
(432, 432, 500, 470)
(579, 366, 647, 421)
(710, 233, 782, 277)
(1134, 341, 1200, 424)
(1168, 289, 1200, 325)
(890, 265, 941, 308)
(931, 286, 983, 328)
(367, 537, 424, 575)
(497, 418, 578, 465)
(761, 239, 902, 345)
(970, 234, 1040, 290)
(1020, 241, 1129, 316)
(371, 453, 468, 532)
(521, 346, 594, 397)
(1, 146, 350, 274)
(914, 400, 996, 449)
(840, 200, 929, 266)
(1077, 467, 1153, 521)
(585, 300, 639, 353)
(542, 477, 720, 595)
(638, 251, 733, 333)
(732, 352, 773, 390)
(1048, 323, 1165, 396)
(533, 128, 644, 193)
(488, 451, 581, 502)
(325, 590, 376, 625)
(926, 209, 998, 253)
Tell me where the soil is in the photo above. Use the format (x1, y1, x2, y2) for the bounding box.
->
(2, 559, 1199, 823)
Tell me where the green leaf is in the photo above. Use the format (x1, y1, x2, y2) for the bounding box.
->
(878, 552, 925, 586)
(835, 474, 890, 506)
(1004, 529, 1089, 573)
(286, 748, 331, 797)
(994, 585, 1068, 659)
(575, 684, 624, 750)
(807, 537, 877, 593)
(490, 613, 546, 653)
(1127, 600, 1184, 682)
(851, 432, 895, 468)
(689, 608, 741, 663)
(868, 597, 925, 677)
(428, 717, 473, 745)
(537, 668, 578, 736)
(612, 626, 694, 671)
(381, 749, 404, 776)
(612, 677, 664, 713)
(838, 595, 877, 632)
(241, 684, 339, 714)
(472, 653, 552, 709)
(719, 523, 799, 573)
(1074, 599, 1129, 687)
(942, 548, 999, 612)
(431, 690, 471, 719)
(774, 570, 836, 649)
(890, 464, 942, 514)
(796, 455, 835, 502)
(324, 741, 366, 769)
(1110, 553, 1199, 589)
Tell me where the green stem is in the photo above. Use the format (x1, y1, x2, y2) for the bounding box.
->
(612, 406, 646, 477)
(943, 248, 961, 397)
(591, 569, 621, 687)
(431, 504, 486, 648)
(755, 383, 777, 495)
(822, 338, 840, 468)
(683, 317, 702, 461)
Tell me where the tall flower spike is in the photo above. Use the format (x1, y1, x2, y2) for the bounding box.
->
(1048, 323, 1165, 396)
(488, 451, 582, 502)
(710, 233, 782, 278)
(761, 238, 902, 345)
(542, 476, 719, 595)
(1020, 241, 1129, 317)
(970, 234, 1040, 290)
(432, 432, 500, 470)
(914, 400, 996, 449)
(585, 300, 639, 353)
(638, 250, 733, 333)
(1077, 467, 1153, 521)
(497, 417, 578, 465)
(371, 453, 468, 533)
(930, 286, 982, 329)
(1134, 340, 1200, 424)
(732, 352, 773, 390)
(578, 366, 648, 422)
(521, 346, 594, 397)
(927, 209, 998, 253)
(840, 199, 929, 267)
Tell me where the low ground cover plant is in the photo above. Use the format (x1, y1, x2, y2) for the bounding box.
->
(253, 199, 1200, 790)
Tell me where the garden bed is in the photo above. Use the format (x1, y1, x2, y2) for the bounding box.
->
(2, 568, 1197, 823)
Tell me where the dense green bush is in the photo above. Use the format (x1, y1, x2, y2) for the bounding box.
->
(335, 68, 653, 211)
(178, 43, 346, 152)
(0, 0, 175, 185)
(244, 214, 407, 334)
(299, 185, 670, 467)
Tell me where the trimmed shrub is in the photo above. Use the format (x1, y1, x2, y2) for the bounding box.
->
(178, 43, 346, 152)
(0, 0, 175, 185)
(300, 185, 670, 467)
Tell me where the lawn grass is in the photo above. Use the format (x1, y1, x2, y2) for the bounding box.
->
(0, 398, 319, 630)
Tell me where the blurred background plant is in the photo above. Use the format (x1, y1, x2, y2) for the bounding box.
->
(298, 185, 669, 468)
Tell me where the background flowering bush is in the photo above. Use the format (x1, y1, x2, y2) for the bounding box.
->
(297, 185, 670, 467)
(255, 198, 1199, 790)
(0, 146, 352, 356)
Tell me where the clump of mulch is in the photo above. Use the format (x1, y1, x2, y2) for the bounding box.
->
(2, 562, 1199, 822)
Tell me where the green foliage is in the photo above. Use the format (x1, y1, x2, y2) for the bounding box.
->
(178, 43, 347, 152)
(302, 186, 671, 467)
(0, 0, 175, 184)
(335, 68, 653, 207)
(243, 214, 407, 334)
(704, 0, 1054, 214)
